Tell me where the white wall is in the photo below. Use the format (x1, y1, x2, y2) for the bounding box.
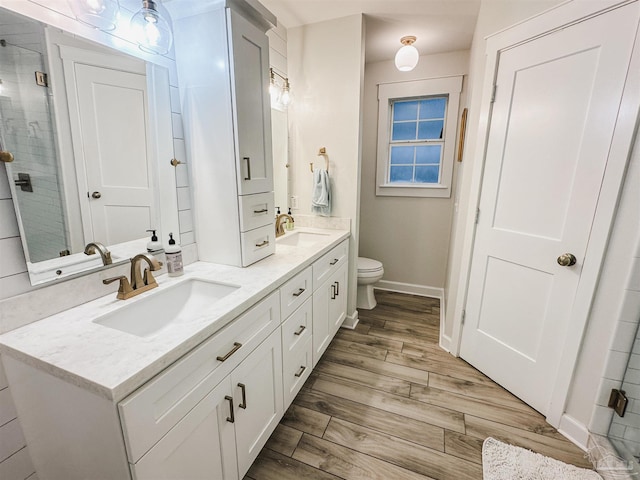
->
(287, 14, 365, 319)
(0, 3, 191, 478)
(360, 50, 469, 292)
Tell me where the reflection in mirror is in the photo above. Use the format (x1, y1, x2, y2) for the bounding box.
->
(271, 107, 288, 211)
(0, 6, 175, 285)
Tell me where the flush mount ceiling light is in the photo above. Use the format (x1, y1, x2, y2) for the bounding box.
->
(67, 0, 120, 31)
(130, 0, 173, 55)
(395, 36, 419, 72)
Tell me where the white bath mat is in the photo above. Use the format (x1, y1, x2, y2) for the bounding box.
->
(482, 437, 602, 480)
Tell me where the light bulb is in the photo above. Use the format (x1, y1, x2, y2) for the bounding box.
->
(395, 36, 419, 72)
(67, 0, 120, 31)
(280, 79, 291, 107)
(130, 0, 173, 55)
(269, 70, 279, 98)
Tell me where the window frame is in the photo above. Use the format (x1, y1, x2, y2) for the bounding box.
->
(376, 76, 463, 198)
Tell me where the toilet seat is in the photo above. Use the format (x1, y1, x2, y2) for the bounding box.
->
(358, 257, 383, 274)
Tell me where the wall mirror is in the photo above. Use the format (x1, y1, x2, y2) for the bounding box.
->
(0, 4, 179, 285)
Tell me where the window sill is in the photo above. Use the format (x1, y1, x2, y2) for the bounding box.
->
(376, 183, 451, 198)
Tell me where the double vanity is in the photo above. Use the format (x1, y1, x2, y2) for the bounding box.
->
(0, 228, 350, 479)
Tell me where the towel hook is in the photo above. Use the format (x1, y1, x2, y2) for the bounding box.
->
(310, 147, 329, 173)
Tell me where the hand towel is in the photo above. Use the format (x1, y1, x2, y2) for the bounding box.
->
(311, 168, 331, 216)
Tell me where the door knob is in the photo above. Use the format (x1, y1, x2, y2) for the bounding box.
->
(91, 191, 102, 199)
(557, 253, 577, 267)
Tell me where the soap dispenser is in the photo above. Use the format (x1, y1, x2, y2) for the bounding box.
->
(165, 233, 183, 277)
(146, 229, 165, 263)
(287, 207, 295, 231)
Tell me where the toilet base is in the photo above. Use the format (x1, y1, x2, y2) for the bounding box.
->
(357, 284, 377, 310)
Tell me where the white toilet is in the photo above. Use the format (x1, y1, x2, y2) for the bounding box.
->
(357, 257, 384, 310)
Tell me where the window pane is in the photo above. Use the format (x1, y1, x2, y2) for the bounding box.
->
(393, 100, 418, 121)
(390, 146, 414, 165)
(419, 98, 446, 119)
(390, 166, 413, 182)
(418, 120, 444, 139)
(415, 145, 441, 164)
(392, 122, 417, 141)
(415, 166, 440, 183)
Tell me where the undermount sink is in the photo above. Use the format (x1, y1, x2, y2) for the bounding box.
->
(93, 278, 240, 338)
(276, 231, 330, 247)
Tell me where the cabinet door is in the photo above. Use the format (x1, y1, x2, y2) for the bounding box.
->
(228, 9, 273, 196)
(231, 328, 283, 478)
(132, 378, 238, 480)
(329, 264, 348, 337)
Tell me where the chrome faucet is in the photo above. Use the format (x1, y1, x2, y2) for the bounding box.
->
(103, 253, 162, 300)
(84, 242, 112, 266)
(275, 213, 293, 238)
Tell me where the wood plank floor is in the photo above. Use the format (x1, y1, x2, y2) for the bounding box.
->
(245, 290, 592, 480)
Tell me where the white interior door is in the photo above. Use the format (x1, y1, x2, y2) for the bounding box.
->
(74, 63, 154, 244)
(460, 4, 639, 415)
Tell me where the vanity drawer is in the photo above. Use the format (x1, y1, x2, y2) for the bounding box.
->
(241, 224, 276, 266)
(281, 297, 312, 354)
(280, 267, 312, 320)
(312, 239, 348, 290)
(283, 336, 313, 409)
(118, 291, 280, 464)
(238, 192, 274, 232)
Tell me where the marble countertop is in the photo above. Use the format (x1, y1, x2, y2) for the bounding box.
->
(0, 227, 350, 402)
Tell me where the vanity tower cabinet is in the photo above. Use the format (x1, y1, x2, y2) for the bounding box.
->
(170, 0, 277, 267)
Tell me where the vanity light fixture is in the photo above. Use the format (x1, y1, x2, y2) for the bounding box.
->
(395, 36, 419, 72)
(130, 0, 173, 55)
(269, 68, 292, 108)
(67, 0, 120, 31)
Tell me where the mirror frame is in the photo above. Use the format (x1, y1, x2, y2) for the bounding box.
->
(0, 0, 181, 285)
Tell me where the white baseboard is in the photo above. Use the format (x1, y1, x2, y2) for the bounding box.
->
(375, 280, 442, 299)
(558, 414, 590, 451)
(341, 310, 359, 330)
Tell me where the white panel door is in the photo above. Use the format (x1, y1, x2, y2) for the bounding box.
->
(75, 63, 155, 244)
(460, 4, 639, 415)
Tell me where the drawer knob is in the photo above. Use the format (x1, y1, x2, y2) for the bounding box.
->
(293, 287, 306, 297)
(238, 383, 247, 409)
(217, 342, 242, 362)
(330, 258, 339, 265)
(294, 365, 307, 378)
(294, 325, 306, 336)
(225, 396, 235, 423)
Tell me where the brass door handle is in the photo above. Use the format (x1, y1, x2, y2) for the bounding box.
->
(293, 287, 305, 297)
(294, 325, 306, 336)
(294, 365, 307, 378)
(91, 191, 102, 199)
(255, 240, 269, 248)
(330, 258, 339, 265)
(217, 342, 242, 362)
(253, 208, 268, 214)
(225, 395, 235, 423)
(557, 253, 577, 267)
(244, 157, 251, 180)
(238, 383, 247, 409)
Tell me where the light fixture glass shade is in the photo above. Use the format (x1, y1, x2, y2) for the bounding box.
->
(280, 79, 291, 107)
(130, 0, 173, 55)
(68, 0, 120, 31)
(395, 36, 419, 72)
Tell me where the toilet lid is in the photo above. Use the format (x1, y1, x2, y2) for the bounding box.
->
(358, 257, 383, 273)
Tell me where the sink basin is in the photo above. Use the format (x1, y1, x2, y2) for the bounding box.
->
(276, 231, 330, 247)
(93, 278, 240, 337)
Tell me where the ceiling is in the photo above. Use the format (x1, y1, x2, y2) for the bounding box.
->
(258, 0, 481, 63)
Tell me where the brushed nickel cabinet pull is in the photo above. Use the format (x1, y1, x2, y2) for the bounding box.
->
(238, 383, 247, 409)
(294, 325, 306, 336)
(255, 240, 269, 248)
(225, 396, 235, 423)
(244, 157, 251, 180)
(217, 342, 242, 362)
(253, 208, 268, 214)
(294, 365, 307, 378)
(330, 258, 339, 265)
(293, 287, 305, 297)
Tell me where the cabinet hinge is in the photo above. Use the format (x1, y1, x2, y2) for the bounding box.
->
(461, 310, 466, 325)
(490, 84, 497, 103)
(475, 208, 480, 224)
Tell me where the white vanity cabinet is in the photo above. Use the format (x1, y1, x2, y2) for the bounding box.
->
(312, 240, 349, 365)
(171, 0, 277, 267)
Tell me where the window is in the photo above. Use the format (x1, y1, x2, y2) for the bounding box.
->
(376, 76, 462, 198)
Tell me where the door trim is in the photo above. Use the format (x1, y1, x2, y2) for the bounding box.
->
(450, 0, 640, 427)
